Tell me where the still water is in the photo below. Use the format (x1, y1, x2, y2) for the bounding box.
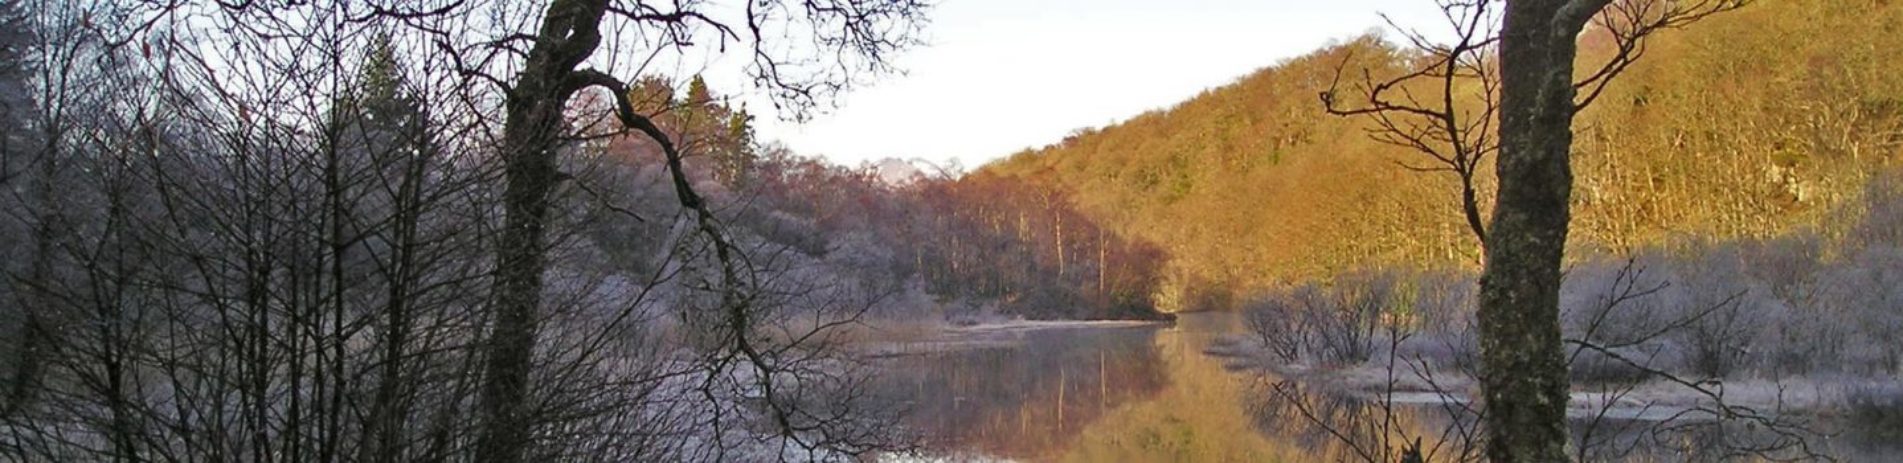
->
(878, 312, 1368, 461)
(878, 312, 1902, 462)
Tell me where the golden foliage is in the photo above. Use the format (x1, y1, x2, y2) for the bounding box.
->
(985, 0, 1903, 293)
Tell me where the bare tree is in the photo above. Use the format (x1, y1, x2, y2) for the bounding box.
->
(1319, 0, 1749, 459)
(458, 1, 926, 460)
(1479, 1, 1750, 458)
(1242, 259, 1832, 462)
(0, 1, 846, 461)
(1322, 0, 1502, 245)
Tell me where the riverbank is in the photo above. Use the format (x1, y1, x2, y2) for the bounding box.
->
(1198, 333, 1878, 424)
(852, 318, 1174, 359)
(866, 311, 1902, 461)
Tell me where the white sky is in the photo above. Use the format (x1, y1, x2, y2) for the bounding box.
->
(722, 0, 1452, 168)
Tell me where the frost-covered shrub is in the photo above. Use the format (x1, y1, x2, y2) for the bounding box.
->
(1669, 246, 1771, 379)
(1846, 382, 1903, 437)
(1242, 294, 1307, 363)
(1238, 269, 1406, 366)
(1559, 257, 1684, 382)
(1816, 246, 1903, 374)
(1308, 273, 1398, 365)
(1406, 272, 1479, 372)
(1562, 258, 1670, 345)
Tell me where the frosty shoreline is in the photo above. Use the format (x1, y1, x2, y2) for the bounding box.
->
(855, 318, 1171, 359)
(1199, 333, 1866, 423)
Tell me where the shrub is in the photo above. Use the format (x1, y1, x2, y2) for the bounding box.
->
(1242, 294, 1306, 363)
(1238, 270, 1401, 366)
(1671, 246, 1768, 379)
(1846, 382, 1903, 438)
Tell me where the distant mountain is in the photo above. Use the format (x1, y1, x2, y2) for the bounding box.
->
(981, 0, 1903, 293)
(867, 157, 947, 186)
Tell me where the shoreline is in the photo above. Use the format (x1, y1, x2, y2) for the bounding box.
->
(1199, 333, 1863, 424)
(855, 318, 1173, 359)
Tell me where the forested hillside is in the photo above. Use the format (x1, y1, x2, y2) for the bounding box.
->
(986, 0, 1903, 302)
(15, 0, 1903, 460)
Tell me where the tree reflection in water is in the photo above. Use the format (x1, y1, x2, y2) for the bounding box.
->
(875, 312, 1903, 461)
(875, 324, 1169, 459)
(1248, 378, 1482, 462)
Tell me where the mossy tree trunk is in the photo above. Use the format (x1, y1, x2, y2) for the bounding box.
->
(1479, 0, 1609, 460)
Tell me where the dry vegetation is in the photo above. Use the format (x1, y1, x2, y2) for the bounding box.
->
(987, 0, 1903, 304)
(1218, 171, 1903, 459)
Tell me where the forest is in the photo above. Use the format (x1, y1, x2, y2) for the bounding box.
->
(990, 0, 1903, 460)
(992, 0, 1903, 302)
(0, 0, 1184, 460)
(1, 0, 1900, 461)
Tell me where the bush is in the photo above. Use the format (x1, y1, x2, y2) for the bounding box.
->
(1306, 274, 1391, 365)
(1242, 294, 1306, 363)
(1671, 246, 1771, 379)
(1818, 246, 1903, 374)
(1846, 382, 1903, 437)
(1238, 269, 1402, 366)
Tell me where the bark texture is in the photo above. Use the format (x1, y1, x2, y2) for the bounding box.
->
(476, 1, 608, 462)
(1480, 0, 1604, 461)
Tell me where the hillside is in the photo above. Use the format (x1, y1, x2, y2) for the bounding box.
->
(983, 0, 1903, 301)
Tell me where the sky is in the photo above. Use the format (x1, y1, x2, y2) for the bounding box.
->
(722, 0, 1451, 168)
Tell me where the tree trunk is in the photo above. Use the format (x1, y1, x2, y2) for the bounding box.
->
(1479, 0, 1599, 460)
(1460, 174, 1487, 245)
(1054, 212, 1065, 278)
(475, 2, 607, 462)
(477, 82, 563, 463)
(477, 81, 558, 463)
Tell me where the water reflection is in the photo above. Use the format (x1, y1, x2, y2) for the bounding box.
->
(879, 313, 1469, 462)
(1245, 378, 1482, 462)
(877, 323, 1170, 459)
(879, 312, 1902, 462)
(1060, 312, 1307, 462)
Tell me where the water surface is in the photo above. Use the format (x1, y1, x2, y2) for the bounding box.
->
(879, 312, 1899, 461)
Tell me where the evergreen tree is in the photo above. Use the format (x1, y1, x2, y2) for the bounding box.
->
(717, 106, 756, 187)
